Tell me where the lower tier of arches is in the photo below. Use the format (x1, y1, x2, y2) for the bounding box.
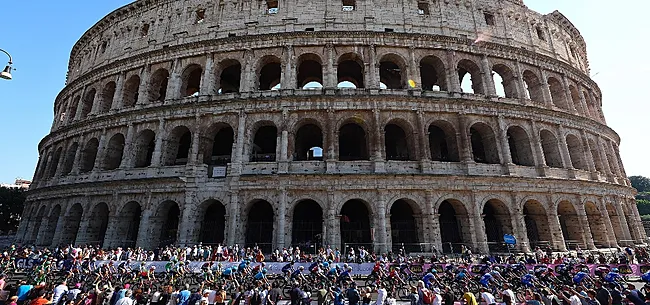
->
(18, 175, 646, 253)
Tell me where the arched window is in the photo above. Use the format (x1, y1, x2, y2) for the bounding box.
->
(68, 96, 80, 124)
(60, 203, 83, 245)
(61, 142, 78, 175)
(246, 200, 274, 253)
(492, 64, 517, 98)
(80, 138, 100, 173)
(569, 85, 584, 115)
(180, 64, 203, 97)
(122, 75, 140, 108)
(148, 68, 169, 103)
(251, 125, 277, 162)
(523, 200, 552, 249)
(566, 134, 587, 170)
(483, 200, 513, 253)
(134, 130, 156, 168)
(297, 54, 323, 89)
(522, 70, 544, 102)
(458, 59, 483, 95)
(340, 200, 372, 248)
(163, 126, 192, 166)
(86, 203, 110, 246)
(469, 123, 500, 164)
(258, 56, 282, 90)
(294, 124, 324, 161)
(156, 201, 180, 247)
(428, 122, 459, 162)
(102, 133, 125, 170)
(539, 130, 563, 168)
(384, 123, 413, 160)
(292, 200, 323, 247)
(379, 54, 406, 89)
(506, 126, 534, 166)
(390, 199, 420, 252)
(588, 139, 605, 173)
(200, 200, 226, 245)
(548, 77, 569, 110)
(337, 53, 364, 88)
(438, 200, 469, 253)
(80, 88, 96, 119)
(217, 60, 242, 94)
(339, 123, 368, 161)
(420, 56, 447, 91)
(202, 124, 235, 165)
(46, 147, 63, 178)
(117, 202, 141, 248)
(98, 82, 116, 113)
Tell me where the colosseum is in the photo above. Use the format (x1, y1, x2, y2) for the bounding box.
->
(16, 0, 646, 254)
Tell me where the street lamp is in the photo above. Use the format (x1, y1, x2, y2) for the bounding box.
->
(0, 49, 13, 80)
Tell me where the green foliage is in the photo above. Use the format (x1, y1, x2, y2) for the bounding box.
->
(0, 187, 25, 234)
(630, 176, 650, 193)
(642, 215, 650, 221)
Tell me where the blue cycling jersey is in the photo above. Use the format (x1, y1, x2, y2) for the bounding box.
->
(522, 274, 534, 285)
(282, 264, 293, 272)
(291, 269, 302, 278)
(423, 273, 435, 283)
(222, 269, 232, 276)
(573, 272, 587, 284)
(641, 272, 650, 282)
(254, 272, 265, 280)
(328, 268, 338, 275)
(480, 274, 493, 285)
(604, 272, 621, 283)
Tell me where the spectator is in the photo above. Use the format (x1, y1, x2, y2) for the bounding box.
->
(177, 285, 191, 305)
(17, 281, 33, 305)
(53, 281, 69, 305)
(115, 291, 134, 305)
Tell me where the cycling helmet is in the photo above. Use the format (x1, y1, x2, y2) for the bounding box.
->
(150, 266, 156, 270)
(323, 262, 330, 268)
(262, 268, 268, 274)
(529, 270, 534, 274)
(612, 268, 619, 273)
(493, 266, 501, 272)
(298, 266, 304, 270)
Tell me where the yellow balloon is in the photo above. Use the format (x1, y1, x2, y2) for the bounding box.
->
(408, 79, 416, 88)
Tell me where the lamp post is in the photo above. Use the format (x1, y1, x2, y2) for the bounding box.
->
(0, 49, 13, 80)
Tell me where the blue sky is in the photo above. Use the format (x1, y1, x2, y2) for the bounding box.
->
(0, 0, 647, 183)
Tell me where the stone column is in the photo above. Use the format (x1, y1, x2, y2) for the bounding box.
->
(92, 129, 108, 171)
(326, 108, 336, 161)
(457, 114, 473, 162)
(167, 58, 182, 100)
(446, 50, 461, 93)
(136, 65, 151, 105)
(481, 55, 497, 97)
(513, 61, 527, 100)
(51, 211, 67, 247)
(580, 131, 598, 173)
(375, 193, 388, 254)
(281, 45, 296, 90)
(227, 190, 240, 246)
(102, 215, 122, 249)
(614, 202, 633, 243)
(547, 209, 567, 251)
(416, 110, 428, 162)
(177, 199, 199, 246)
(556, 125, 572, 168)
(372, 108, 385, 172)
(34, 215, 50, 246)
(595, 136, 613, 178)
(538, 69, 553, 108)
(629, 200, 648, 243)
(88, 88, 101, 116)
(150, 119, 166, 167)
(327, 191, 340, 248)
(201, 54, 216, 95)
(367, 44, 378, 89)
(561, 74, 577, 113)
(112, 72, 125, 110)
(189, 117, 201, 164)
(529, 120, 546, 168)
(511, 199, 530, 253)
(497, 116, 513, 164)
(231, 111, 247, 175)
(53, 142, 69, 177)
(71, 134, 86, 175)
(73, 86, 88, 121)
(598, 199, 618, 248)
(135, 209, 153, 249)
(426, 192, 441, 252)
(324, 44, 336, 88)
(576, 205, 596, 250)
(242, 49, 254, 92)
(120, 124, 135, 169)
(408, 47, 420, 89)
(277, 188, 287, 249)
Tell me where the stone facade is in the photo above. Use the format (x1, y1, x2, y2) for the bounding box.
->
(17, 0, 645, 254)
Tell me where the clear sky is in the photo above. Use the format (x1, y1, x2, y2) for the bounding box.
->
(0, 0, 647, 183)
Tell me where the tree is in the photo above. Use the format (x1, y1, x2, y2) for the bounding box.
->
(630, 176, 650, 193)
(0, 187, 26, 234)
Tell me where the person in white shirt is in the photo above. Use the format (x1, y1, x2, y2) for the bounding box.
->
(52, 281, 69, 305)
(479, 288, 496, 305)
(375, 284, 387, 305)
(432, 288, 443, 305)
(501, 283, 516, 305)
(115, 290, 134, 305)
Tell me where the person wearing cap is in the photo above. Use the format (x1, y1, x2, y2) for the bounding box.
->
(115, 291, 134, 305)
(479, 288, 495, 305)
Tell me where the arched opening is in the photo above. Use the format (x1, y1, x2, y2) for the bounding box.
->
(61, 143, 78, 176)
(98, 82, 116, 113)
(603, 143, 619, 176)
(40, 205, 61, 247)
(122, 75, 140, 108)
(134, 130, 156, 168)
(80, 88, 96, 119)
(246, 200, 274, 253)
(292, 200, 323, 248)
(87, 203, 109, 247)
(117, 201, 141, 248)
(557, 201, 583, 249)
(523, 200, 552, 249)
(200, 200, 226, 245)
(470, 123, 500, 164)
(337, 53, 364, 88)
(384, 123, 413, 160)
(458, 59, 484, 95)
(548, 77, 569, 110)
(390, 200, 419, 253)
(492, 64, 517, 98)
(606, 203, 625, 244)
(294, 124, 323, 161)
(569, 85, 583, 115)
(47, 147, 63, 178)
(540, 130, 563, 168)
(28, 207, 46, 243)
(522, 70, 544, 102)
(339, 123, 368, 161)
(483, 199, 513, 253)
(438, 200, 469, 253)
(297, 54, 323, 89)
(340, 199, 372, 249)
(217, 60, 242, 94)
(588, 139, 605, 173)
(428, 122, 460, 162)
(80, 138, 99, 173)
(203, 124, 234, 166)
(507, 126, 535, 166)
(585, 202, 608, 247)
(102, 133, 125, 170)
(251, 125, 277, 162)
(164, 126, 192, 166)
(36, 153, 50, 180)
(156, 201, 180, 247)
(566, 134, 587, 170)
(379, 54, 406, 89)
(180, 64, 203, 97)
(148, 68, 169, 103)
(61, 203, 83, 246)
(420, 56, 447, 91)
(68, 96, 80, 123)
(258, 56, 282, 90)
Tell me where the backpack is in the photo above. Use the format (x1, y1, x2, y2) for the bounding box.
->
(422, 289, 434, 305)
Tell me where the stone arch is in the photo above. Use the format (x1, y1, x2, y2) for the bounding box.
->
(557, 201, 583, 249)
(297, 53, 324, 89)
(388, 199, 422, 253)
(47, 147, 63, 178)
(602, 142, 619, 176)
(134, 129, 156, 168)
(420, 55, 447, 91)
(539, 129, 563, 168)
(98, 81, 116, 113)
(566, 134, 588, 170)
(428, 120, 460, 162)
(250, 122, 278, 162)
(584, 201, 608, 247)
(217, 59, 242, 94)
(85, 202, 110, 246)
(61, 142, 79, 175)
(522, 70, 544, 102)
(258, 55, 282, 90)
(245, 199, 275, 253)
(68, 96, 80, 123)
(588, 138, 605, 173)
(293, 120, 324, 161)
(492, 64, 518, 98)
(506, 125, 535, 166)
(340, 199, 373, 249)
(523, 200, 552, 249)
(438, 199, 471, 253)
(605, 202, 625, 244)
(458, 59, 484, 94)
(548, 77, 569, 110)
(80, 138, 99, 173)
(122, 75, 140, 108)
(199, 199, 226, 245)
(202, 123, 235, 165)
(116, 201, 142, 248)
(28, 206, 47, 243)
(379, 53, 407, 89)
(482, 198, 513, 252)
(384, 119, 416, 161)
(60, 203, 83, 246)
(337, 53, 364, 88)
(102, 133, 125, 170)
(569, 85, 583, 115)
(469, 122, 500, 164)
(80, 88, 96, 119)
(339, 120, 369, 161)
(180, 64, 203, 97)
(148, 68, 170, 103)
(291, 199, 324, 247)
(163, 125, 192, 166)
(40, 204, 62, 247)
(153, 200, 181, 247)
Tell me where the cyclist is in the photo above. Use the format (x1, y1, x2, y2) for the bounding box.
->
(254, 268, 269, 285)
(337, 267, 353, 285)
(480, 272, 494, 289)
(604, 268, 624, 288)
(423, 272, 436, 289)
(282, 261, 295, 279)
(573, 270, 590, 286)
(291, 266, 306, 284)
(521, 271, 536, 288)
